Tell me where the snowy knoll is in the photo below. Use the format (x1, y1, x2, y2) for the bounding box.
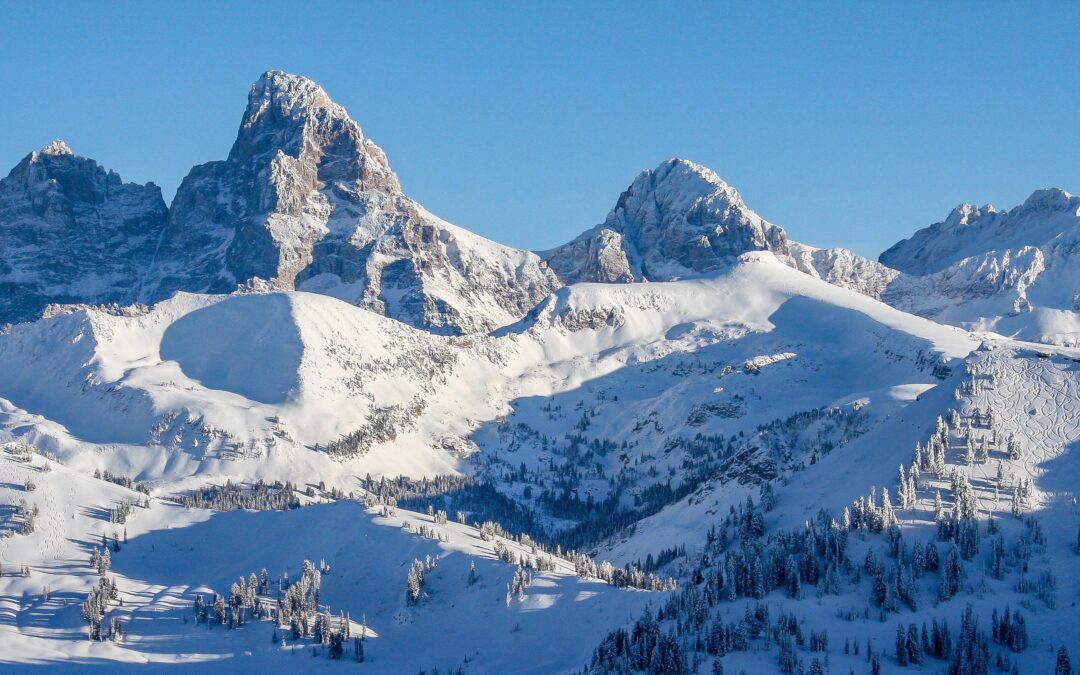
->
(0, 289, 485, 484)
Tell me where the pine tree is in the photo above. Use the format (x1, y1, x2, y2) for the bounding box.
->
(881, 489, 896, 527)
(321, 606, 332, 647)
(1057, 647, 1073, 675)
(406, 560, 423, 604)
(906, 624, 922, 664)
(896, 624, 908, 666)
(940, 546, 964, 600)
(213, 593, 226, 625)
(1011, 486, 1024, 517)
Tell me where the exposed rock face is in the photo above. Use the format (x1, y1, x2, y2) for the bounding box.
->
(545, 159, 790, 282)
(154, 70, 561, 334)
(0, 141, 168, 324)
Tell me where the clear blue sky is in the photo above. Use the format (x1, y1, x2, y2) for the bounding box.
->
(3, 2, 1078, 257)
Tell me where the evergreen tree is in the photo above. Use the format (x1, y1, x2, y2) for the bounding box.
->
(213, 593, 226, 625)
(1057, 647, 1073, 675)
(896, 624, 908, 666)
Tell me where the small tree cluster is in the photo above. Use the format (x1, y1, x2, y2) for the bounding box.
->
(82, 576, 118, 640)
(406, 556, 437, 604)
(178, 479, 299, 511)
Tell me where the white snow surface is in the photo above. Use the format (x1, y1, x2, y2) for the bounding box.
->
(2, 251, 1042, 671)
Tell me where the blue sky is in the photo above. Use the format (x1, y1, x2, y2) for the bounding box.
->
(2, 2, 1078, 257)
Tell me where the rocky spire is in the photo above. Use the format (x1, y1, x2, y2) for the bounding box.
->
(150, 70, 559, 334)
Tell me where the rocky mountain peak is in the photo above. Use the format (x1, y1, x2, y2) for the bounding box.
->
(251, 70, 344, 117)
(0, 140, 168, 324)
(224, 70, 398, 194)
(880, 187, 1080, 276)
(145, 70, 558, 335)
(940, 202, 994, 229)
(544, 158, 789, 283)
(620, 158, 748, 215)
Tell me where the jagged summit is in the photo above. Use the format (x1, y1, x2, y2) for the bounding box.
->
(0, 139, 168, 324)
(148, 70, 558, 334)
(880, 187, 1080, 276)
(39, 139, 74, 156)
(224, 69, 399, 191)
(250, 70, 345, 118)
(1019, 186, 1075, 212)
(544, 157, 789, 283)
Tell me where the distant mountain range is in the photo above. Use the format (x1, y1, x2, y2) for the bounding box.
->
(4, 70, 1077, 345)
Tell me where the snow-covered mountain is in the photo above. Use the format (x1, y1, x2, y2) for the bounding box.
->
(3, 247, 1078, 672)
(0, 72, 560, 334)
(2, 70, 1080, 674)
(545, 159, 790, 283)
(4, 72, 1078, 349)
(880, 189, 1080, 275)
(541, 157, 908, 307)
(878, 189, 1080, 345)
(0, 140, 168, 325)
(155, 71, 561, 335)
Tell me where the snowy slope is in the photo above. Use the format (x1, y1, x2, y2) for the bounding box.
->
(1, 249, 1078, 672)
(0, 445, 653, 672)
(584, 337, 1080, 674)
(0, 252, 973, 490)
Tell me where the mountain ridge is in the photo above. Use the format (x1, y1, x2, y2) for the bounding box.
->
(3, 69, 1079, 349)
